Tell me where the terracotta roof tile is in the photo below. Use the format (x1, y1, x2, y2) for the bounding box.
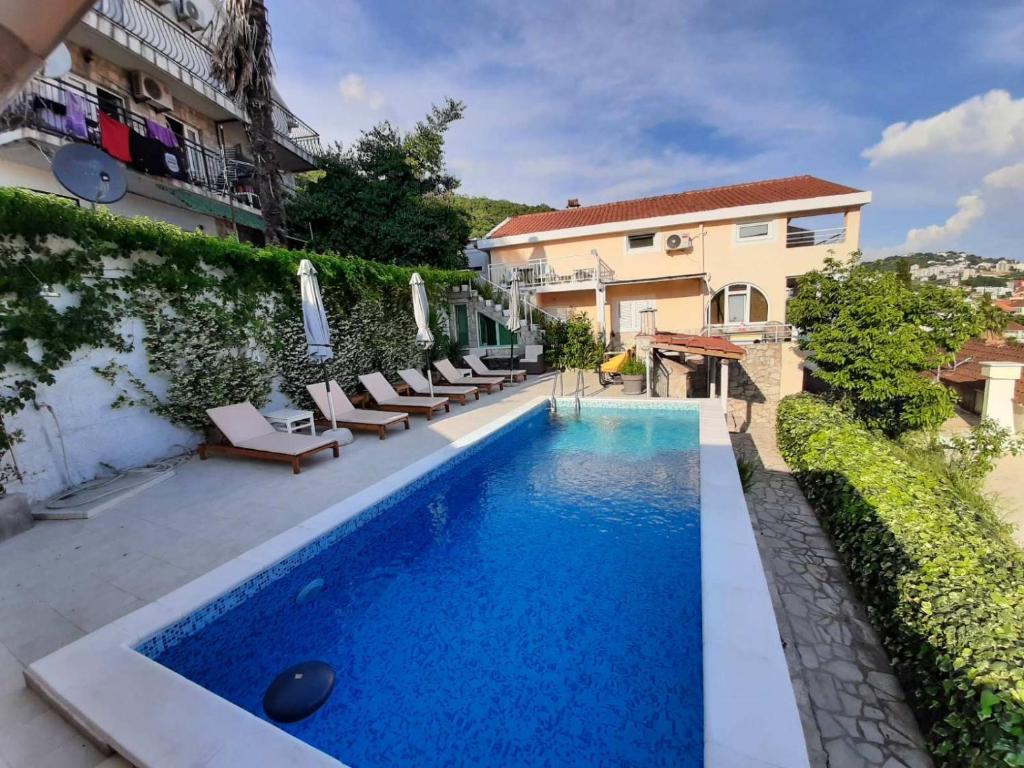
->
(939, 339, 1024, 405)
(489, 175, 863, 238)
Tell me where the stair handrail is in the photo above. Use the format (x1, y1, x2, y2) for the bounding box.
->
(471, 275, 564, 326)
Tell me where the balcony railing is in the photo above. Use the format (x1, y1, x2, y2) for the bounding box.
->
(786, 226, 846, 248)
(92, 0, 322, 158)
(0, 77, 257, 206)
(701, 322, 795, 343)
(488, 253, 614, 290)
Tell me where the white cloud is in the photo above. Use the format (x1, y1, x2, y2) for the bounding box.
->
(862, 90, 1024, 166)
(983, 161, 1024, 190)
(901, 195, 985, 252)
(338, 74, 384, 109)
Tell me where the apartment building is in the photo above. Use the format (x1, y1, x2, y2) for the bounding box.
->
(476, 175, 870, 349)
(0, 0, 320, 240)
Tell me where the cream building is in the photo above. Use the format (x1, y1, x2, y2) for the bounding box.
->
(477, 175, 870, 349)
(0, 0, 320, 241)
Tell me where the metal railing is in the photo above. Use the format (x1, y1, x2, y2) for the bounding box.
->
(1, 77, 256, 205)
(786, 226, 846, 248)
(700, 322, 795, 343)
(472, 275, 564, 326)
(92, 0, 322, 159)
(487, 252, 614, 290)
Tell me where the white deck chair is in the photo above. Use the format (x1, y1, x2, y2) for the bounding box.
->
(200, 402, 339, 474)
(358, 373, 450, 420)
(464, 353, 527, 383)
(433, 359, 504, 392)
(306, 381, 410, 439)
(397, 369, 479, 404)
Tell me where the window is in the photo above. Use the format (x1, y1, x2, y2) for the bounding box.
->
(455, 304, 470, 347)
(477, 315, 512, 346)
(626, 233, 656, 250)
(735, 221, 771, 242)
(709, 283, 768, 324)
(618, 298, 655, 333)
(95, 87, 126, 122)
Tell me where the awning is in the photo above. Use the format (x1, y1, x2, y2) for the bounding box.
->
(605, 273, 706, 287)
(651, 332, 745, 360)
(157, 185, 265, 231)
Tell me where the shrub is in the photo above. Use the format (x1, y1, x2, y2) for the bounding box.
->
(777, 395, 1024, 765)
(620, 358, 646, 376)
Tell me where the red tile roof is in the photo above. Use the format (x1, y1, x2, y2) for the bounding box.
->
(488, 175, 863, 239)
(939, 339, 1024, 405)
(651, 333, 745, 359)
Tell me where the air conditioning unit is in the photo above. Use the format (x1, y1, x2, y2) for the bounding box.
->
(666, 233, 693, 251)
(175, 0, 209, 31)
(130, 71, 174, 112)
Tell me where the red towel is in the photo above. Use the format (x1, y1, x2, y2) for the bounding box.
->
(99, 111, 131, 163)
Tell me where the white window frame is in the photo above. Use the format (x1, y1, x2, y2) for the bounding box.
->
(707, 282, 770, 325)
(618, 297, 656, 333)
(733, 219, 774, 244)
(624, 231, 658, 253)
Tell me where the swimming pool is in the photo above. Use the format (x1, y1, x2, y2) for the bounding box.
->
(28, 397, 809, 768)
(139, 404, 703, 767)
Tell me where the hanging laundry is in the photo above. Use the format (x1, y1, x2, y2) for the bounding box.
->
(99, 111, 131, 163)
(129, 128, 168, 176)
(64, 93, 89, 141)
(162, 146, 189, 181)
(145, 119, 178, 149)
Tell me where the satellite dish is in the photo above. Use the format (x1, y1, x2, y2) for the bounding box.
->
(51, 144, 127, 204)
(43, 44, 72, 79)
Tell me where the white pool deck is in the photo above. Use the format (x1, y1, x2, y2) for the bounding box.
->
(2, 376, 807, 768)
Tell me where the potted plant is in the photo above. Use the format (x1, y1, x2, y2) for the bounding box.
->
(620, 357, 646, 395)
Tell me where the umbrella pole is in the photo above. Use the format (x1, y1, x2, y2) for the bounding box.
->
(509, 332, 515, 381)
(323, 361, 337, 432)
(425, 346, 434, 398)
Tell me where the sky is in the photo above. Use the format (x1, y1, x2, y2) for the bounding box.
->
(267, 0, 1024, 260)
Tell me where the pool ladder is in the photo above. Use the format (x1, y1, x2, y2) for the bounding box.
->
(550, 370, 583, 414)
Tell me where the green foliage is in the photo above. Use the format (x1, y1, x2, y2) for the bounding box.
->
(945, 419, 1023, 488)
(735, 456, 758, 493)
(619, 358, 646, 376)
(961, 275, 1011, 288)
(0, 188, 471, 446)
(788, 254, 982, 436)
(287, 100, 471, 269)
(777, 395, 1024, 765)
(554, 312, 603, 371)
(453, 196, 554, 239)
(977, 295, 1012, 336)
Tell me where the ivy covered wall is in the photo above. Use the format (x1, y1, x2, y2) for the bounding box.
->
(0, 189, 471, 501)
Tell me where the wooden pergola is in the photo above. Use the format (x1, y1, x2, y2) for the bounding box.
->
(646, 333, 745, 409)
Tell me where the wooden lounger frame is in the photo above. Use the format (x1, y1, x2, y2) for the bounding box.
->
(376, 400, 449, 420)
(440, 389, 478, 405)
(315, 415, 410, 440)
(197, 440, 339, 474)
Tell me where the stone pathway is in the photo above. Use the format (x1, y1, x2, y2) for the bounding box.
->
(732, 428, 934, 768)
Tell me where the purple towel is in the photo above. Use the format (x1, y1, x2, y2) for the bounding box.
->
(64, 93, 89, 140)
(146, 119, 178, 148)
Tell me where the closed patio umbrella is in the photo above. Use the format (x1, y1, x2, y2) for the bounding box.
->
(505, 273, 522, 378)
(410, 272, 435, 397)
(298, 259, 340, 434)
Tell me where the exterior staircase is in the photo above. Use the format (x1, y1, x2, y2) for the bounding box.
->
(447, 281, 549, 350)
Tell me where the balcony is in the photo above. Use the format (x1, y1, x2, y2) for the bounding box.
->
(86, 0, 322, 169)
(701, 322, 795, 344)
(786, 225, 846, 248)
(0, 77, 259, 210)
(488, 253, 614, 292)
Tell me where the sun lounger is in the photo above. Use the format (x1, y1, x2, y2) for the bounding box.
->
(397, 369, 479, 405)
(306, 381, 410, 439)
(199, 402, 339, 474)
(433, 359, 504, 392)
(464, 354, 527, 383)
(358, 373, 450, 419)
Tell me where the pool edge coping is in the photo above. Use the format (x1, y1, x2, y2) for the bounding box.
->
(26, 396, 809, 768)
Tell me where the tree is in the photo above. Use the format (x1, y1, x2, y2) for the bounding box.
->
(211, 0, 287, 245)
(787, 254, 982, 436)
(453, 196, 554, 239)
(895, 258, 912, 286)
(287, 100, 471, 269)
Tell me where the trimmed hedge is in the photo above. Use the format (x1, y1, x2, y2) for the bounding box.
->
(777, 395, 1024, 766)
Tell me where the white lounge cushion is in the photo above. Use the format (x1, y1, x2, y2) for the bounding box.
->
(206, 402, 275, 445)
(235, 431, 337, 456)
(434, 359, 503, 385)
(306, 381, 408, 425)
(398, 368, 476, 397)
(359, 372, 448, 409)
(464, 354, 527, 378)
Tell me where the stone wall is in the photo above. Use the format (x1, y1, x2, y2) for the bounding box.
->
(726, 343, 786, 432)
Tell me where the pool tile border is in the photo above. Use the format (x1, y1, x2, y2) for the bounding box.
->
(26, 396, 808, 768)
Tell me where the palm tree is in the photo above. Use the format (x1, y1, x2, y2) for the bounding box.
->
(211, 0, 287, 245)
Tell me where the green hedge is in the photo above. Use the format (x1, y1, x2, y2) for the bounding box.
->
(777, 395, 1024, 766)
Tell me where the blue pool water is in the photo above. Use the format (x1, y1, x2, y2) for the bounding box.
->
(143, 405, 703, 767)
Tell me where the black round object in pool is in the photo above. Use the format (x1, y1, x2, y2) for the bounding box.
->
(263, 661, 335, 723)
